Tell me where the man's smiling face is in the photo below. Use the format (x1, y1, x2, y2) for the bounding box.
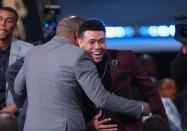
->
(78, 30, 106, 63)
(0, 10, 17, 40)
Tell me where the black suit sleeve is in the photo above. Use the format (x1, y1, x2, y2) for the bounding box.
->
(170, 52, 187, 128)
(170, 52, 187, 79)
(6, 57, 26, 108)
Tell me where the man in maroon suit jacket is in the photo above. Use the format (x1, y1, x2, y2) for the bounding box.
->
(77, 19, 168, 131)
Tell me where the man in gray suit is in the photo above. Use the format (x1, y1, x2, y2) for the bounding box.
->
(14, 16, 150, 131)
(0, 7, 33, 112)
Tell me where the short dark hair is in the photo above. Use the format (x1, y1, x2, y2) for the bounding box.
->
(142, 115, 170, 131)
(77, 18, 106, 38)
(0, 7, 19, 22)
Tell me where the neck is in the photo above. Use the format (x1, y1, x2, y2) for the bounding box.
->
(0, 38, 12, 50)
(56, 32, 75, 44)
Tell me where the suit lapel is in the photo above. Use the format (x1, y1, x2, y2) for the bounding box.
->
(106, 50, 120, 91)
(9, 40, 22, 66)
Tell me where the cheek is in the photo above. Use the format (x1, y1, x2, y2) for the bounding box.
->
(162, 90, 169, 96)
(8, 24, 16, 31)
(101, 44, 106, 49)
(84, 45, 93, 52)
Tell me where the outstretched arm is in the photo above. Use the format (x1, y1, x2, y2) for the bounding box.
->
(75, 51, 150, 119)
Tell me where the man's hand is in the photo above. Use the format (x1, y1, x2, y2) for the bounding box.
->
(0, 104, 18, 114)
(86, 110, 118, 131)
(140, 102, 151, 116)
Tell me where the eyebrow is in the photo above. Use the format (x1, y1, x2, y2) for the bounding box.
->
(88, 37, 105, 41)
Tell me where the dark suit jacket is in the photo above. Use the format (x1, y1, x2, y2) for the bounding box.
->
(98, 49, 168, 131)
(170, 52, 187, 129)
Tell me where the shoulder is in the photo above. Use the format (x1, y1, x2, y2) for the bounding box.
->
(56, 43, 92, 65)
(52, 36, 85, 56)
(106, 49, 136, 59)
(106, 49, 134, 55)
(11, 39, 33, 56)
(23, 44, 43, 61)
(64, 43, 86, 58)
(11, 38, 33, 48)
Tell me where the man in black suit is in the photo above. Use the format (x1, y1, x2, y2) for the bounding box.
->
(170, 43, 187, 131)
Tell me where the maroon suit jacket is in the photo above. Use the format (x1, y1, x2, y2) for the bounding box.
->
(99, 49, 168, 131)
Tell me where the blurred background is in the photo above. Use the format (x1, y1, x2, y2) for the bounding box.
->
(1, 0, 187, 79)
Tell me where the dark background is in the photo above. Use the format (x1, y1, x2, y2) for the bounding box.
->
(58, 0, 187, 26)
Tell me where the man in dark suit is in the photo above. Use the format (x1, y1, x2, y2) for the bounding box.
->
(170, 43, 187, 131)
(77, 19, 168, 131)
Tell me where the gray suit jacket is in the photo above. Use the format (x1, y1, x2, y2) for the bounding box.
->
(6, 38, 33, 105)
(15, 36, 142, 131)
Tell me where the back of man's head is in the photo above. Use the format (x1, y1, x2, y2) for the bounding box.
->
(142, 115, 170, 131)
(56, 16, 85, 44)
(0, 112, 19, 131)
(77, 19, 106, 39)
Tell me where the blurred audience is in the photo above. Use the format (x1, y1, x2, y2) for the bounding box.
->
(157, 78, 177, 101)
(156, 78, 182, 131)
(139, 54, 158, 84)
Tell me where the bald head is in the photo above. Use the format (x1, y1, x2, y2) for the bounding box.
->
(56, 16, 85, 45)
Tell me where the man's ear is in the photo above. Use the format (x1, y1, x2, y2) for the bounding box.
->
(77, 39, 84, 48)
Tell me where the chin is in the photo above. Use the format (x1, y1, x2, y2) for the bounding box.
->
(93, 59, 102, 63)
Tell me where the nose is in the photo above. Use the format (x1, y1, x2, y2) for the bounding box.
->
(0, 19, 6, 26)
(94, 42, 102, 49)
